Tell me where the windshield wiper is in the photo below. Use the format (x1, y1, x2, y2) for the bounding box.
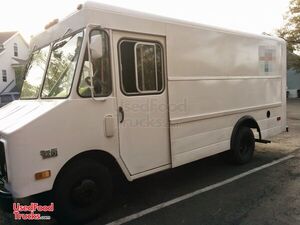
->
(52, 28, 73, 51)
(52, 40, 68, 51)
(23, 45, 37, 80)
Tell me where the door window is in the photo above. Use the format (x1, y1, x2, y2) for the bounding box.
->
(119, 40, 164, 95)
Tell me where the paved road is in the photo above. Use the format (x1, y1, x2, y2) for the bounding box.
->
(1, 99, 300, 225)
(119, 152, 300, 225)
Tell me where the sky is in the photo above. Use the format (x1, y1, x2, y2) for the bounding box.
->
(0, 0, 290, 43)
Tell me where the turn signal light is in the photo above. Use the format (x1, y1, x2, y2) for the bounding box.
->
(35, 170, 51, 180)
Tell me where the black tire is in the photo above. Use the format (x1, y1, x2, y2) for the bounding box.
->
(231, 126, 255, 164)
(53, 159, 112, 224)
(0, 197, 13, 213)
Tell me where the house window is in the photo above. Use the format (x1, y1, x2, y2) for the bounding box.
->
(2, 70, 7, 82)
(13, 43, 18, 57)
(119, 40, 164, 95)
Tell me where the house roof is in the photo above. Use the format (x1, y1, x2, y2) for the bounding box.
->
(12, 57, 27, 65)
(0, 31, 17, 44)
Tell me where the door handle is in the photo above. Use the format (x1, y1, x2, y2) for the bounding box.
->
(119, 106, 124, 123)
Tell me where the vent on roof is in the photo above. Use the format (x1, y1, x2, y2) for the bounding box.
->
(44, 19, 59, 30)
(77, 4, 83, 10)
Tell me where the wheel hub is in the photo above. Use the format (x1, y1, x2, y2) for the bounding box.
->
(71, 179, 99, 207)
(240, 136, 252, 156)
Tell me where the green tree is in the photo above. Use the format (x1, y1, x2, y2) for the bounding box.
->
(14, 66, 25, 92)
(20, 47, 50, 98)
(277, 0, 300, 71)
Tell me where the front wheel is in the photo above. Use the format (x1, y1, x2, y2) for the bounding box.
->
(53, 159, 112, 224)
(231, 126, 255, 164)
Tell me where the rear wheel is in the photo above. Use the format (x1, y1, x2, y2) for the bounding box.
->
(53, 159, 112, 224)
(231, 126, 255, 164)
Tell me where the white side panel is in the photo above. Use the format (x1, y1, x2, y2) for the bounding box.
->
(169, 78, 282, 120)
(166, 24, 282, 78)
(171, 107, 283, 167)
(165, 24, 285, 167)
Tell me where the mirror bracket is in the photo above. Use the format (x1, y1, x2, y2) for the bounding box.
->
(86, 24, 105, 101)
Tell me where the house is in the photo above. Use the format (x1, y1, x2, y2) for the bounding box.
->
(0, 31, 29, 94)
(287, 68, 300, 98)
(286, 51, 300, 98)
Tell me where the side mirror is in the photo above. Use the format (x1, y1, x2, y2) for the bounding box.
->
(89, 33, 103, 59)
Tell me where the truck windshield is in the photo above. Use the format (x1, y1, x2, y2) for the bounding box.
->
(41, 31, 84, 98)
(20, 45, 50, 99)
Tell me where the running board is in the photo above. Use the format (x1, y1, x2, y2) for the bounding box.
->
(255, 139, 271, 144)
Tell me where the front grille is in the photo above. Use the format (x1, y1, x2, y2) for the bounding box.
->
(0, 142, 7, 181)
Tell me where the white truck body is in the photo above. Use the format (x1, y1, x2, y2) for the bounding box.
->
(0, 2, 286, 199)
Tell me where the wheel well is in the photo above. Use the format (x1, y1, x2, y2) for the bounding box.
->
(54, 150, 126, 188)
(231, 116, 261, 148)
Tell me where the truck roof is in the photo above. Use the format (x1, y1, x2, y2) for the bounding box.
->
(83, 1, 283, 41)
(30, 1, 285, 49)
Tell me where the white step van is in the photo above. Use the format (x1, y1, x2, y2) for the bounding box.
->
(0, 2, 286, 223)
